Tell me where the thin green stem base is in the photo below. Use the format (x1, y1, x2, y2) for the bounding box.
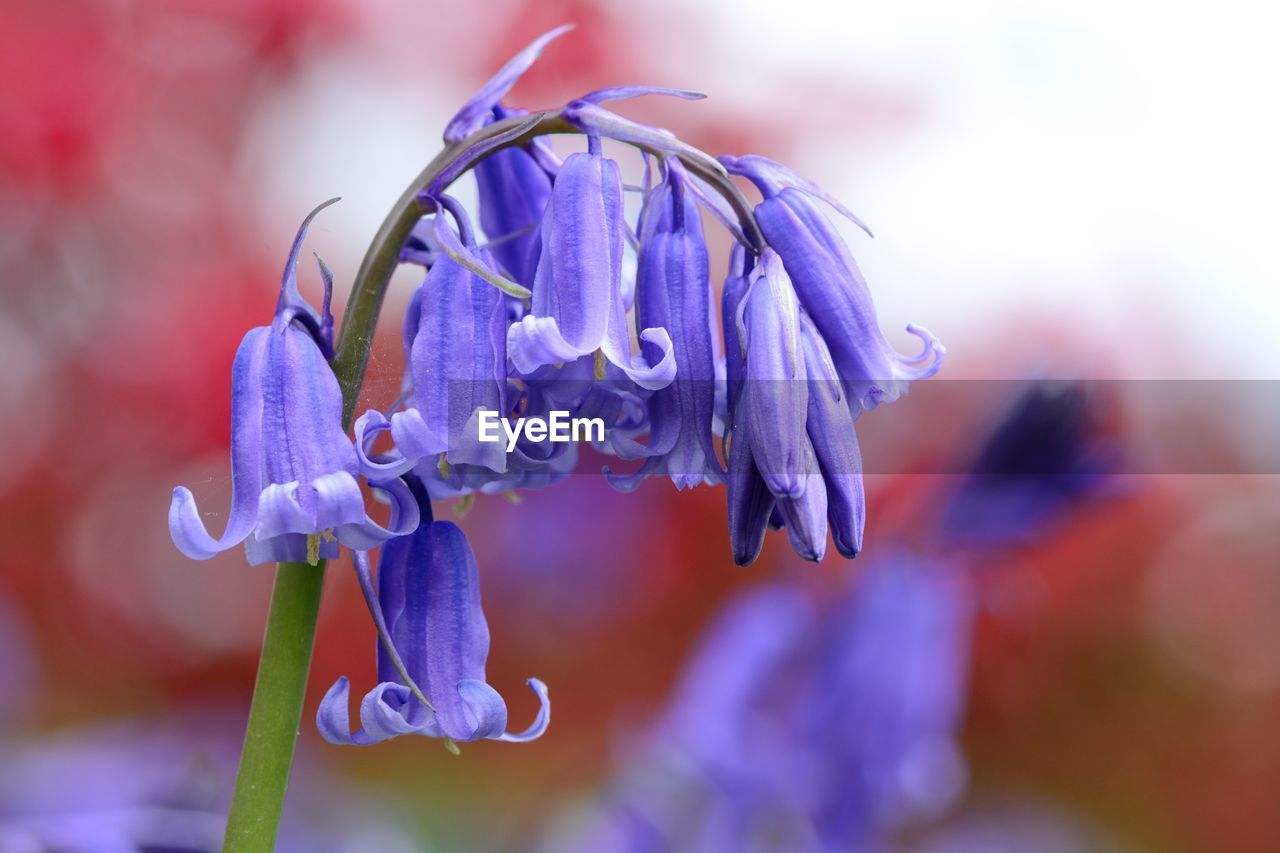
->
(222, 560, 327, 852)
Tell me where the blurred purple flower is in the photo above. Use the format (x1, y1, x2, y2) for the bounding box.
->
(942, 383, 1114, 545)
(801, 554, 972, 847)
(0, 595, 36, 726)
(548, 554, 971, 851)
(168, 200, 419, 566)
(0, 715, 417, 852)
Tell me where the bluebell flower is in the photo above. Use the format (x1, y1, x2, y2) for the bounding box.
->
(169, 200, 419, 566)
(361, 198, 511, 476)
(506, 143, 676, 389)
(607, 160, 723, 490)
(724, 250, 844, 564)
(317, 476, 550, 746)
(723, 154, 945, 411)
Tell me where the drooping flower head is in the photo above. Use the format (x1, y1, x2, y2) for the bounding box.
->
(168, 200, 418, 566)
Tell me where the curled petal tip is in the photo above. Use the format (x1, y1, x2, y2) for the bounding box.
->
(316, 676, 358, 745)
(169, 484, 254, 561)
(898, 324, 946, 378)
(498, 678, 551, 743)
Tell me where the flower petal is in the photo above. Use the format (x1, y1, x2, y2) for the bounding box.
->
(353, 410, 417, 480)
(388, 407, 449, 462)
(801, 317, 866, 558)
(310, 471, 367, 532)
(496, 678, 552, 743)
(259, 322, 358, 491)
(334, 475, 421, 551)
(406, 252, 509, 472)
(315, 677, 427, 746)
(725, 424, 775, 567)
(316, 676, 365, 745)
(626, 162, 722, 488)
(721, 154, 872, 236)
(358, 681, 428, 742)
(255, 482, 313, 540)
(775, 438, 828, 561)
(351, 550, 435, 711)
(168, 328, 269, 560)
(474, 121, 553, 287)
(453, 678, 509, 741)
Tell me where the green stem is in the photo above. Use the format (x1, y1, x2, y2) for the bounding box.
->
(222, 561, 327, 852)
(221, 108, 764, 851)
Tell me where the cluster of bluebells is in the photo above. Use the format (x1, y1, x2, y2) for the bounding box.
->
(167, 26, 943, 750)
